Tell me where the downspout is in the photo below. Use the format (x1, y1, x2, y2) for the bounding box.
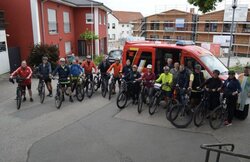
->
(41, 0, 48, 43)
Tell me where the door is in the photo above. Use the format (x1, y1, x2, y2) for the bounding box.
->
(8, 47, 20, 73)
(78, 40, 87, 57)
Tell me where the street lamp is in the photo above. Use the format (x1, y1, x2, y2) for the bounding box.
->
(227, 0, 238, 68)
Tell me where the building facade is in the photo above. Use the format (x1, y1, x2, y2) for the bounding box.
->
(0, 0, 111, 61)
(108, 11, 143, 50)
(132, 8, 250, 56)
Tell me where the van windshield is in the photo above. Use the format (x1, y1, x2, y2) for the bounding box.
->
(200, 55, 228, 75)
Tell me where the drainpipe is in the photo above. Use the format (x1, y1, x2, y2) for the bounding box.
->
(41, 0, 48, 44)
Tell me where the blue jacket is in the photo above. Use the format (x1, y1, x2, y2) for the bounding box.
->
(38, 62, 52, 78)
(222, 77, 242, 96)
(70, 64, 83, 76)
(52, 65, 70, 82)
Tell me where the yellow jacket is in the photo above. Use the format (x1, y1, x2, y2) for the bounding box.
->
(156, 73, 173, 92)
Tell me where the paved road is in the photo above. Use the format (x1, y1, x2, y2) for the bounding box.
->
(0, 77, 249, 162)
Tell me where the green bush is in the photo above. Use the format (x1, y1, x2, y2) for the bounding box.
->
(93, 55, 104, 66)
(28, 44, 59, 70)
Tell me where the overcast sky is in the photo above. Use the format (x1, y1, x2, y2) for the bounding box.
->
(96, 0, 250, 16)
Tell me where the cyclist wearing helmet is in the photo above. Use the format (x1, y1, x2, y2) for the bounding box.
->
(107, 57, 122, 94)
(81, 55, 97, 81)
(156, 66, 173, 101)
(52, 58, 73, 102)
(37, 56, 53, 97)
(141, 64, 155, 100)
(198, 69, 222, 110)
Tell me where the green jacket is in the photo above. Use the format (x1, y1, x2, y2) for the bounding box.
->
(156, 73, 173, 92)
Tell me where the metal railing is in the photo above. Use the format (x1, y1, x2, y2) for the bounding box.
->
(201, 143, 250, 162)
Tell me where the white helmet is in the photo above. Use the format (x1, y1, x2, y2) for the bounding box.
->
(59, 58, 66, 62)
(147, 64, 152, 69)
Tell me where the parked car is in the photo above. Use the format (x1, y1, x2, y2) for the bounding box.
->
(108, 49, 122, 64)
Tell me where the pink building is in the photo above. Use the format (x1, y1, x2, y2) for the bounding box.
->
(0, 0, 111, 61)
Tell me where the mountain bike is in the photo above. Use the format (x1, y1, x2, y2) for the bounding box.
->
(108, 74, 115, 100)
(93, 72, 101, 91)
(9, 77, 26, 110)
(116, 79, 134, 109)
(37, 76, 46, 104)
(84, 74, 94, 98)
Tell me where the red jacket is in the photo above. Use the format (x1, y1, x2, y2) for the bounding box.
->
(82, 61, 97, 74)
(11, 66, 32, 85)
(142, 72, 155, 88)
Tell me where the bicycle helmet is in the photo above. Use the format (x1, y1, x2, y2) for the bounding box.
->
(42, 56, 48, 60)
(86, 55, 91, 59)
(163, 66, 169, 71)
(59, 58, 65, 62)
(147, 64, 152, 69)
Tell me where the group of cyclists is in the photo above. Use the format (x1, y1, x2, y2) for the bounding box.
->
(10, 54, 248, 127)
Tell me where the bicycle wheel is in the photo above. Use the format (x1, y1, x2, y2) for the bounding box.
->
(16, 88, 22, 110)
(116, 91, 127, 109)
(101, 80, 107, 98)
(193, 103, 206, 127)
(76, 85, 84, 101)
(166, 99, 179, 120)
(149, 96, 159, 115)
(137, 93, 144, 114)
(93, 76, 99, 91)
(55, 89, 63, 109)
(86, 82, 94, 98)
(39, 83, 45, 104)
(169, 104, 194, 128)
(209, 106, 225, 130)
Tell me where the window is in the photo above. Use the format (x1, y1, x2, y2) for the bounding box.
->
(99, 14, 102, 24)
(200, 55, 228, 74)
(86, 13, 93, 24)
(108, 34, 110, 40)
(223, 23, 236, 33)
(164, 21, 174, 28)
(112, 34, 115, 40)
(65, 41, 71, 54)
(205, 21, 217, 32)
(163, 36, 170, 40)
(48, 9, 57, 34)
(127, 24, 129, 27)
(137, 51, 152, 72)
(103, 15, 106, 25)
(112, 23, 115, 29)
(108, 23, 110, 29)
(150, 35, 159, 40)
(63, 12, 70, 33)
(0, 41, 6, 52)
(176, 36, 184, 40)
(243, 24, 250, 33)
(122, 24, 124, 27)
(150, 21, 159, 30)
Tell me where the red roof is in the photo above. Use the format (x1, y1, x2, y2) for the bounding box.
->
(112, 11, 143, 23)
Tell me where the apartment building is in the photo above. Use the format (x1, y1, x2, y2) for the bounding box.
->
(0, 0, 111, 61)
(133, 8, 250, 56)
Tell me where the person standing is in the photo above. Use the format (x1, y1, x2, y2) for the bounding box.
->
(122, 59, 132, 78)
(107, 58, 123, 93)
(236, 66, 250, 120)
(170, 62, 180, 87)
(10, 60, 33, 102)
(220, 70, 241, 126)
(127, 65, 141, 104)
(38, 56, 53, 97)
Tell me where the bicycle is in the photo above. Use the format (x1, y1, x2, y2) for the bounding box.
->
(209, 97, 228, 130)
(54, 78, 64, 109)
(149, 83, 177, 115)
(169, 89, 194, 128)
(108, 73, 115, 100)
(71, 76, 85, 102)
(137, 80, 147, 114)
(193, 89, 213, 127)
(37, 75, 46, 104)
(84, 74, 94, 98)
(116, 79, 133, 109)
(165, 86, 180, 120)
(100, 74, 109, 98)
(9, 77, 26, 110)
(93, 72, 101, 91)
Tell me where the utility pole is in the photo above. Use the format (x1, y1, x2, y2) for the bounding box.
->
(227, 0, 237, 68)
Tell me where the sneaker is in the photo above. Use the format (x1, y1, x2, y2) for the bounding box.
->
(30, 98, 34, 102)
(47, 93, 53, 97)
(69, 97, 73, 102)
(224, 121, 232, 126)
(23, 97, 26, 102)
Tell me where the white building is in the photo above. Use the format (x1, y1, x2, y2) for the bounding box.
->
(108, 11, 143, 50)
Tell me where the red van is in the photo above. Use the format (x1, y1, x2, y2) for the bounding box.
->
(122, 41, 228, 80)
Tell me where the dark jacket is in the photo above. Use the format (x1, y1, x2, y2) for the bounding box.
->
(122, 65, 132, 77)
(127, 71, 141, 82)
(176, 69, 190, 89)
(98, 61, 110, 74)
(53, 65, 70, 82)
(38, 62, 52, 78)
(192, 72, 205, 90)
(201, 77, 222, 90)
(222, 77, 242, 96)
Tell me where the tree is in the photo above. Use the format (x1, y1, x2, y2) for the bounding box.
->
(28, 44, 59, 70)
(79, 28, 99, 56)
(188, 0, 223, 13)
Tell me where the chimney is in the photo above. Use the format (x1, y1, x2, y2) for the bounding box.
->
(190, 8, 195, 14)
